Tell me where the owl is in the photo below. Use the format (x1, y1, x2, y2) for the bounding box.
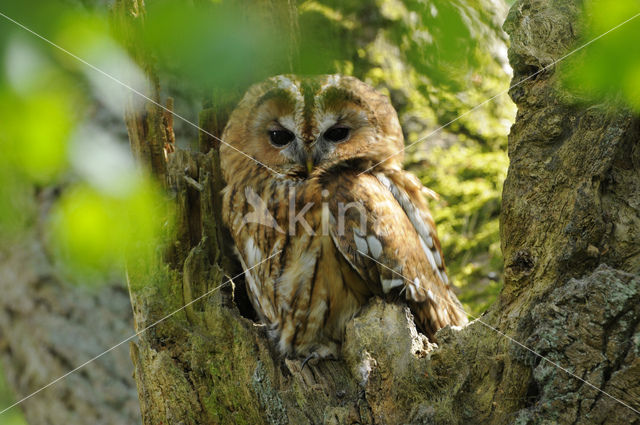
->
(220, 74, 467, 359)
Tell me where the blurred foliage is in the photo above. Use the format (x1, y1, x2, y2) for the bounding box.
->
(50, 179, 170, 280)
(560, 0, 640, 111)
(0, 30, 79, 239)
(419, 147, 507, 312)
(0, 4, 170, 280)
(0, 3, 169, 416)
(141, 0, 291, 91)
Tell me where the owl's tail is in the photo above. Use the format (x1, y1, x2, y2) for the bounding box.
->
(410, 293, 468, 342)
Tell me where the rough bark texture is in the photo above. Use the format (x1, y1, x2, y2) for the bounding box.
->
(498, 1, 640, 422)
(124, 0, 640, 424)
(0, 190, 141, 424)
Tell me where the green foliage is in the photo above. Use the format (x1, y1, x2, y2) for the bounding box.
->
(141, 1, 290, 91)
(0, 35, 79, 238)
(0, 91, 73, 182)
(50, 179, 168, 281)
(0, 5, 171, 281)
(413, 147, 507, 314)
(560, 0, 640, 111)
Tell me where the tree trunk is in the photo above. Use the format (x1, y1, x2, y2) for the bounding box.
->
(123, 0, 640, 424)
(0, 190, 141, 424)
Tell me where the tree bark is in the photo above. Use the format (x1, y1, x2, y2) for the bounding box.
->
(123, 0, 640, 424)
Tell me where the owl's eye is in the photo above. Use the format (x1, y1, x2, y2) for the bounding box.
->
(268, 129, 295, 147)
(323, 126, 350, 143)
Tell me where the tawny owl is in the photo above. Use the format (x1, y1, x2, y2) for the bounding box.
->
(220, 74, 467, 359)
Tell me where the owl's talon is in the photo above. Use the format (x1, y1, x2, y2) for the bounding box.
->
(301, 353, 317, 371)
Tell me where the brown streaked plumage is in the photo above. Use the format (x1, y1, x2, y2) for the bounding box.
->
(220, 74, 467, 358)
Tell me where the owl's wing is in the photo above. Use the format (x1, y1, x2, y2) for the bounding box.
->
(322, 168, 468, 339)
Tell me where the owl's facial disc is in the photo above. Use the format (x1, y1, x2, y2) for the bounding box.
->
(244, 76, 386, 177)
(220, 74, 406, 184)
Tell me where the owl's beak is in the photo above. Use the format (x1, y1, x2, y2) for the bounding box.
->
(306, 157, 314, 175)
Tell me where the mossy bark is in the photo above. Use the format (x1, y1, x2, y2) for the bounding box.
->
(123, 0, 640, 424)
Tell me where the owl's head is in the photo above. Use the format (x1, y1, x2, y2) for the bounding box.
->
(220, 75, 404, 179)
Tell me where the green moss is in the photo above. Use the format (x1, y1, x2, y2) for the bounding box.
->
(196, 308, 271, 424)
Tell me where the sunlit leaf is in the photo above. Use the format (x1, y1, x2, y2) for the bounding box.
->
(560, 0, 640, 111)
(0, 90, 73, 183)
(49, 177, 170, 281)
